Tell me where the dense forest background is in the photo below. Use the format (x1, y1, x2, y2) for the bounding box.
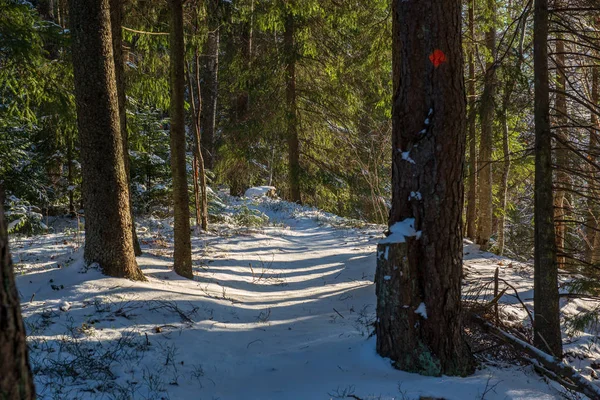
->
(1, 0, 391, 224)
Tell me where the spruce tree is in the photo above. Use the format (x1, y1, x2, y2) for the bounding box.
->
(169, 0, 193, 279)
(69, 0, 145, 280)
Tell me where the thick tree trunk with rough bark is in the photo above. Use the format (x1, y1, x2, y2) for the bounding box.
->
(0, 191, 35, 400)
(466, 0, 477, 240)
(169, 0, 193, 279)
(200, 0, 220, 170)
(69, 0, 145, 280)
(376, 0, 474, 377)
(285, 11, 301, 204)
(110, 0, 142, 256)
(476, 0, 496, 252)
(533, 0, 562, 357)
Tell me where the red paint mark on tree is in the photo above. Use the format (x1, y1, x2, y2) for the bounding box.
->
(429, 49, 447, 68)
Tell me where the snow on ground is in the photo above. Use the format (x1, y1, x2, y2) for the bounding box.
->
(244, 186, 277, 199)
(463, 241, 600, 395)
(9, 193, 600, 399)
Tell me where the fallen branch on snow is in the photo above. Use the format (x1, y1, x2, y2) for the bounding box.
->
(473, 315, 600, 399)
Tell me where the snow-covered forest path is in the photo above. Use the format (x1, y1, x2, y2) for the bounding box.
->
(11, 196, 590, 399)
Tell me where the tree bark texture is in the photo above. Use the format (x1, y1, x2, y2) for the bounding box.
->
(533, 0, 562, 357)
(376, 0, 474, 377)
(110, 0, 142, 256)
(0, 190, 35, 400)
(69, 0, 145, 280)
(169, 0, 193, 279)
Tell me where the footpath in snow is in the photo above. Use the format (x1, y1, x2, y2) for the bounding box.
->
(10, 193, 599, 399)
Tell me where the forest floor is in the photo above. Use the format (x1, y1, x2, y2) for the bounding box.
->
(9, 191, 600, 400)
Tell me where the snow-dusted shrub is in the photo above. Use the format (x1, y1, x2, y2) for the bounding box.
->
(5, 195, 48, 235)
(233, 203, 269, 227)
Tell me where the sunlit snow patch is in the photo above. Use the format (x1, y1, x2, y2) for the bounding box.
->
(380, 218, 420, 244)
(244, 186, 277, 198)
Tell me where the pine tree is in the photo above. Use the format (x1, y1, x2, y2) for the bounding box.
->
(375, 0, 474, 376)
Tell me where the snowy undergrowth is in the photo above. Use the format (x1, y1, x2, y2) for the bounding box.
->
(463, 242, 600, 395)
(10, 190, 600, 399)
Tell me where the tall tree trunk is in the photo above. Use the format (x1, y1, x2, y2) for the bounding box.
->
(466, 0, 477, 240)
(533, 0, 562, 357)
(110, 0, 142, 256)
(585, 65, 600, 264)
(285, 11, 301, 204)
(169, 0, 193, 279)
(189, 3, 209, 232)
(69, 0, 145, 280)
(376, 0, 474, 377)
(227, 0, 254, 197)
(67, 137, 75, 216)
(553, 37, 569, 270)
(193, 155, 200, 227)
(0, 189, 35, 400)
(58, 0, 68, 28)
(476, 0, 496, 252)
(200, 0, 220, 170)
(38, 0, 60, 58)
(497, 110, 510, 255)
(189, 50, 209, 232)
(497, 8, 527, 256)
(57, 0, 62, 26)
